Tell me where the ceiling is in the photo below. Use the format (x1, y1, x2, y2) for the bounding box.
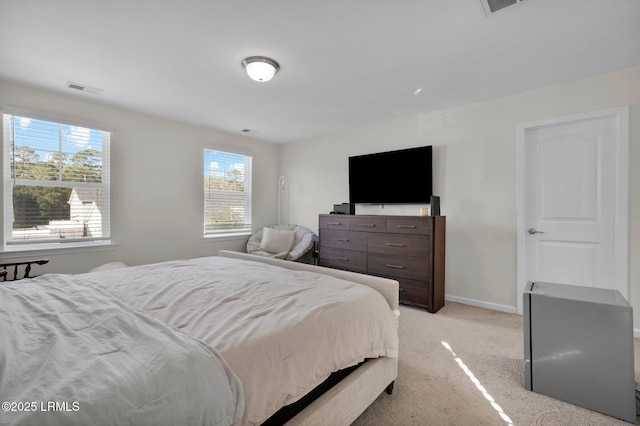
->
(1, 0, 639, 144)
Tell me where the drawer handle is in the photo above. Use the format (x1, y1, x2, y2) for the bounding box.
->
(397, 225, 416, 228)
(326, 222, 342, 225)
(357, 223, 376, 227)
(386, 243, 406, 247)
(336, 257, 349, 261)
(336, 238, 350, 242)
(386, 264, 405, 269)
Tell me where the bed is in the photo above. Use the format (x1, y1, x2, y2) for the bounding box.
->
(0, 250, 399, 425)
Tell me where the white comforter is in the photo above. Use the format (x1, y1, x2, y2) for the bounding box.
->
(80, 256, 399, 425)
(0, 274, 244, 426)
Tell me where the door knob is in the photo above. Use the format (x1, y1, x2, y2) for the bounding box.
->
(528, 228, 545, 235)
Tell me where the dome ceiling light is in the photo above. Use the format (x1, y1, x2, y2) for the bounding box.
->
(242, 56, 280, 82)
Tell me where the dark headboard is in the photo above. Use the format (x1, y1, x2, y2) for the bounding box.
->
(0, 260, 49, 282)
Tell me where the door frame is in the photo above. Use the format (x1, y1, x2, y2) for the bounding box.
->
(516, 107, 629, 314)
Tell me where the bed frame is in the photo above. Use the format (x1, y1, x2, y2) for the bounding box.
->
(0, 259, 49, 282)
(218, 250, 399, 425)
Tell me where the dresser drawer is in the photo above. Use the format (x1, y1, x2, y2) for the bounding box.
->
(367, 254, 429, 281)
(386, 217, 433, 235)
(319, 215, 352, 230)
(349, 217, 386, 233)
(319, 248, 366, 273)
(321, 230, 366, 251)
(398, 278, 429, 307)
(367, 233, 430, 257)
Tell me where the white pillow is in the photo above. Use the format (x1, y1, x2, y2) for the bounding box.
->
(260, 227, 296, 254)
(89, 261, 129, 272)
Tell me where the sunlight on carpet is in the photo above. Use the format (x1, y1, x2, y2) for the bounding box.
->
(442, 341, 514, 425)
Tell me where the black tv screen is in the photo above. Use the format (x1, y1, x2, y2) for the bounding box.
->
(349, 146, 433, 204)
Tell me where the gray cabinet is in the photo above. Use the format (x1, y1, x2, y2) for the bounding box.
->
(524, 281, 635, 423)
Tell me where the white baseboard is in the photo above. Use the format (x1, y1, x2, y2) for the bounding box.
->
(445, 294, 517, 314)
(446, 295, 640, 339)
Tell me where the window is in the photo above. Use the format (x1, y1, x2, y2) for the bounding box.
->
(204, 148, 252, 237)
(2, 110, 110, 250)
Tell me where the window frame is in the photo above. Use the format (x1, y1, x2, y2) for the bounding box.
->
(203, 146, 253, 239)
(2, 107, 112, 254)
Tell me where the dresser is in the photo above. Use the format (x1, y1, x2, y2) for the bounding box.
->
(318, 214, 445, 313)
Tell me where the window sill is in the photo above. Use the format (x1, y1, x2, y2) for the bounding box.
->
(1, 241, 118, 259)
(202, 232, 251, 242)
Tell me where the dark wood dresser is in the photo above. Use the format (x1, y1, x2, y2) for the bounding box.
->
(318, 214, 445, 313)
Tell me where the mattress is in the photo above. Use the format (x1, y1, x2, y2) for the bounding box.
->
(80, 256, 399, 425)
(1, 255, 399, 426)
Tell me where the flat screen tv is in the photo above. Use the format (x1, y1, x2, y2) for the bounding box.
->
(349, 146, 433, 204)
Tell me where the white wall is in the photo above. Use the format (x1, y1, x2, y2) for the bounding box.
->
(0, 80, 280, 273)
(2, 68, 638, 327)
(279, 66, 640, 322)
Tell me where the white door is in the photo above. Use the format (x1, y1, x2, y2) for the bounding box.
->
(516, 108, 629, 314)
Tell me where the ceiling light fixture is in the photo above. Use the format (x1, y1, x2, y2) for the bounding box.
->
(242, 56, 280, 82)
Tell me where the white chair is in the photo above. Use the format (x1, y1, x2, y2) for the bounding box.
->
(246, 224, 315, 262)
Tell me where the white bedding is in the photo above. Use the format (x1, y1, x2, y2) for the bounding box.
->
(0, 274, 244, 426)
(79, 256, 399, 425)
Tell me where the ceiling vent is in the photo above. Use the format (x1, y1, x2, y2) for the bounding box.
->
(66, 81, 103, 95)
(480, 0, 524, 16)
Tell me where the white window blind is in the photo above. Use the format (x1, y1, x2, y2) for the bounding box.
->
(2, 111, 110, 248)
(204, 149, 252, 237)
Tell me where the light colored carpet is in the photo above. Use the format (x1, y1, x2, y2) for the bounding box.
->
(352, 302, 639, 426)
